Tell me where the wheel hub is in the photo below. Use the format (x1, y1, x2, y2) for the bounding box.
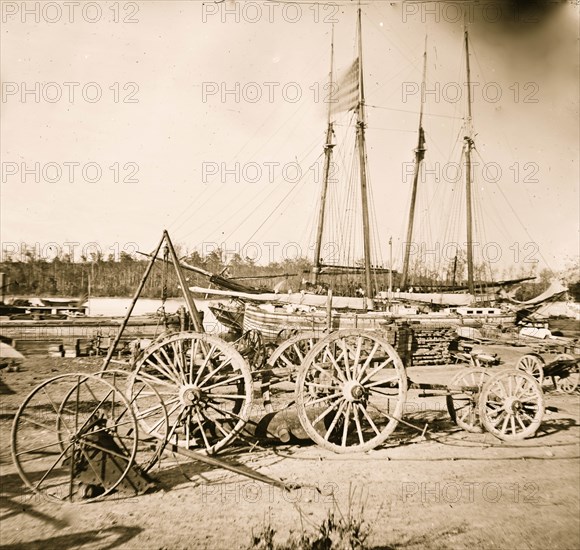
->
(179, 384, 203, 406)
(342, 380, 366, 402)
(503, 396, 521, 414)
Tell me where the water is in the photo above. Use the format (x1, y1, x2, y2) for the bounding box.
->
(86, 297, 225, 334)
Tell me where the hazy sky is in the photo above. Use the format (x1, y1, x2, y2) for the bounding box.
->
(1, 0, 578, 277)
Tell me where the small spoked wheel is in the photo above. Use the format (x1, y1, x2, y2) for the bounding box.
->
(516, 353, 545, 385)
(446, 368, 492, 433)
(557, 373, 579, 394)
(295, 329, 407, 453)
(479, 370, 544, 441)
(11, 373, 138, 503)
(131, 332, 253, 455)
(553, 354, 579, 394)
(261, 332, 319, 413)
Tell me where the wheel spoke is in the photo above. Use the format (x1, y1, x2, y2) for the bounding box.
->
(193, 406, 212, 451)
(323, 347, 347, 383)
(338, 340, 351, 381)
(202, 374, 244, 391)
(365, 375, 399, 389)
(351, 336, 363, 380)
(15, 438, 71, 458)
(357, 403, 381, 437)
(358, 358, 393, 386)
(193, 344, 217, 386)
(341, 402, 352, 447)
(308, 362, 344, 385)
(352, 403, 365, 445)
(358, 341, 379, 378)
(80, 439, 133, 462)
(311, 397, 343, 427)
(31, 442, 74, 493)
(199, 356, 234, 388)
(500, 413, 510, 435)
(305, 391, 342, 407)
(154, 350, 183, 385)
(324, 400, 347, 441)
(138, 371, 177, 389)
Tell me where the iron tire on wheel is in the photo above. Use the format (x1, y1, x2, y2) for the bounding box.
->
(479, 369, 544, 441)
(295, 329, 407, 453)
(130, 331, 253, 455)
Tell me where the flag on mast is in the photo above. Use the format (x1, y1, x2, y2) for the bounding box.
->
(331, 57, 359, 114)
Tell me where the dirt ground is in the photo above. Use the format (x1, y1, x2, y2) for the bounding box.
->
(1, 345, 579, 550)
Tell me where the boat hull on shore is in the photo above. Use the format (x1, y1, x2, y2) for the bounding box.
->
(242, 303, 515, 342)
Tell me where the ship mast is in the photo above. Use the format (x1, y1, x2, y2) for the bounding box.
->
(312, 26, 335, 285)
(356, 7, 373, 298)
(464, 28, 475, 295)
(401, 39, 427, 290)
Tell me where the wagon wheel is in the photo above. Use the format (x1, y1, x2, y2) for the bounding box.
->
(516, 353, 545, 384)
(446, 368, 492, 433)
(131, 332, 253, 455)
(55, 370, 168, 473)
(261, 332, 319, 413)
(557, 373, 579, 394)
(11, 373, 138, 503)
(295, 329, 407, 453)
(479, 370, 544, 441)
(235, 329, 266, 371)
(553, 354, 579, 394)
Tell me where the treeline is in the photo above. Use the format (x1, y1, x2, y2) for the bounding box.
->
(0, 247, 577, 301)
(0, 250, 315, 299)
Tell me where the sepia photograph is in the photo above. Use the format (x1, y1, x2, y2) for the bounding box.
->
(1, 1, 579, 548)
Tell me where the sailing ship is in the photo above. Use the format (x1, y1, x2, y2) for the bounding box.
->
(191, 9, 566, 339)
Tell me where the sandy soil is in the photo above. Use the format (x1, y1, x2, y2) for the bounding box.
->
(0, 346, 579, 550)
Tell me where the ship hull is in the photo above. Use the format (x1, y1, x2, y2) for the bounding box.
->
(242, 303, 515, 342)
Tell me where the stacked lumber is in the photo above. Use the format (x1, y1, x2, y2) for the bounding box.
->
(13, 339, 64, 356)
(409, 325, 456, 366)
(62, 338, 79, 358)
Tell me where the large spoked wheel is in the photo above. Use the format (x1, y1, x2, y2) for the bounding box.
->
(295, 330, 407, 453)
(131, 332, 253, 455)
(479, 369, 544, 441)
(516, 353, 545, 385)
(446, 368, 492, 433)
(12, 373, 138, 503)
(261, 332, 319, 413)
